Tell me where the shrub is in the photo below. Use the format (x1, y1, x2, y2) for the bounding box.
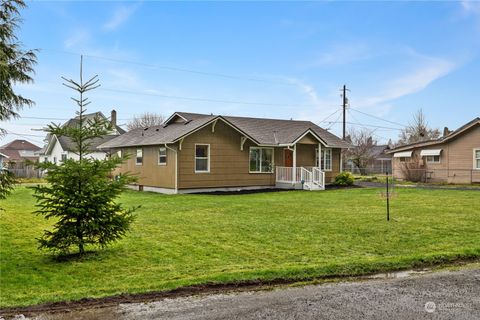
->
(334, 172, 354, 186)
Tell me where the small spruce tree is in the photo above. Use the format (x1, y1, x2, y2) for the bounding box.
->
(33, 57, 136, 255)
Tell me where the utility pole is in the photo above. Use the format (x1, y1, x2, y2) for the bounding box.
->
(341, 85, 349, 140)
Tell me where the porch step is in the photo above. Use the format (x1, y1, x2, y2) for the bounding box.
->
(303, 182, 324, 191)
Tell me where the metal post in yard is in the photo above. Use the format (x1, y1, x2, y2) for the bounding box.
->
(386, 171, 390, 221)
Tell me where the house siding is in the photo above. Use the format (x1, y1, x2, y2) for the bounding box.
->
(392, 125, 480, 183)
(177, 121, 279, 189)
(114, 146, 176, 189)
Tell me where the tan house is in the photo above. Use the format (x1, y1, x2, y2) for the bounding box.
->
(387, 117, 480, 184)
(99, 112, 351, 193)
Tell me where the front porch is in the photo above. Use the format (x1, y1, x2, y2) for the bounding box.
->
(275, 166, 325, 190)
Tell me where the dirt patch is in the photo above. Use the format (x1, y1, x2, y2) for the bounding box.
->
(1, 258, 478, 318)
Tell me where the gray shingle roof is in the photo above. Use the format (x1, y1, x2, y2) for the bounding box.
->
(386, 117, 480, 153)
(98, 112, 351, 149)
(57, 135, 121, 152)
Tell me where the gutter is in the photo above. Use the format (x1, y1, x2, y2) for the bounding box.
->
(164, 143, 178, 191)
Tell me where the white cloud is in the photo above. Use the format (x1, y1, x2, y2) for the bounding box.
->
(461, 0, 480, 15)
(356, 54, 457, 108)
(103, 3, 140, 32)
(64, 29, 90, 49)
(307, 43, 373, 67)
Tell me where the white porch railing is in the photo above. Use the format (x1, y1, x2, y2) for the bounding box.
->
(276, 166, 325, 190)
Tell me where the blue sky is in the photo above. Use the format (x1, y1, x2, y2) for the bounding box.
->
(3, 0, 480, 146)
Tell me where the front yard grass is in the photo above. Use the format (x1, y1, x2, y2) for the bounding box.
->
(1, 186, 479, 308)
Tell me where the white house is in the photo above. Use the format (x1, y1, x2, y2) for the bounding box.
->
(40, 110, 125, 164)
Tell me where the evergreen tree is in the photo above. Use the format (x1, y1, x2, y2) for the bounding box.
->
(0, 0, 36, 203)
(0, 0, 37, 126)
(33, 57, 137, 255)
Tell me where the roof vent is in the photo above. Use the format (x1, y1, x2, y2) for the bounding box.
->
(144, 127, 149, 131)
(156, 128, 159, 131)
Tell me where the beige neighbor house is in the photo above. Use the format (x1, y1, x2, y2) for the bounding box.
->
(387, 117, 480, 184)
(99, 112, 351, 194)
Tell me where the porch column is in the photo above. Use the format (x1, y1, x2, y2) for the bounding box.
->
(293, 144, 297, 183)
(340, 150, 343, 172)
(318, 143, 322, 169)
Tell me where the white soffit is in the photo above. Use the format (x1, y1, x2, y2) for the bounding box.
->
(393, 151, 412, 158)
(420, 149, 442, 156)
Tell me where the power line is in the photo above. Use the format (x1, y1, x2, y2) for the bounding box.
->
(318, 108, 341, 124)
(100, 87, 315, 108)
(326, 111, 343, 130)
(44, 49, 297, 86)
(325, 121, 403, 131)
(29, 79, 319, 109)
(349, 107, 407, 128)
(3, 130, 44, 144)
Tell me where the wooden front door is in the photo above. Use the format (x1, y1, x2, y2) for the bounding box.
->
(284, 149, 293, 167)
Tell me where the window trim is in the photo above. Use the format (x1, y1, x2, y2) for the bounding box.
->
(158, 147, 167, 166)
(249, 147, 274, 174)
(425, 155, 441, 164)
(194, 144, 210, 173)
(474, 149, 480, 170)
(315, 147, 332, 171)
(135, 148, 143, 166)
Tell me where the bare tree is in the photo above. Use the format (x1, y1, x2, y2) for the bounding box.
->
(399, 153, 425, 182)
(126, 112, 164, 131)
(345, 128, 377, 175)
(397, 109, 440, 146)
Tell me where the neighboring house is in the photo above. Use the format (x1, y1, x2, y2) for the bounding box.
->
(98, 111, 351, 194)
(0, 152, 8, 169)
(40, 110, 125, 164)
(386, 117, 480, 183)
(345, 144, 392, 174)
(0, 139, 41, 169)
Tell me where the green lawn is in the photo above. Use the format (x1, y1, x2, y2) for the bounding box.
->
(1, 186, 479, 308)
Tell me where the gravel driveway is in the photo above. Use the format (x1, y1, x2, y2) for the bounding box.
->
(19, 268, 480, 320)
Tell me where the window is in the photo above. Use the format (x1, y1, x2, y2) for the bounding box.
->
(44, 157, 48, 163)
(158, 147, 167, 165)
(399, 157, 409, 163)
(249, 147, 274, 173)
(116, 150, 122, 158)
(195, 144, 210, 172)
(475, 149, 480, 170)
(315, 148, 332, 171)
(136, 148, 143, 165)
(53, 156, 57, 164)
(425, 155, 440, 163)
(61, 154, 67, 162)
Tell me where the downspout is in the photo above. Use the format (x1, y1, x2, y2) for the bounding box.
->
(164, 143, 178, 193)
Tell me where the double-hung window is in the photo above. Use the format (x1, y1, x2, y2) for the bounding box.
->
(158, 147, 167, 165)
(195, 144, 210, 172)
(315, 148, 332, 171)
(136, 148, 143, 166)
(61, 154, 67, 162)
(425, 155, 440, 163)
(249, 147, 274, 173)
(475, 149, 480, 170)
